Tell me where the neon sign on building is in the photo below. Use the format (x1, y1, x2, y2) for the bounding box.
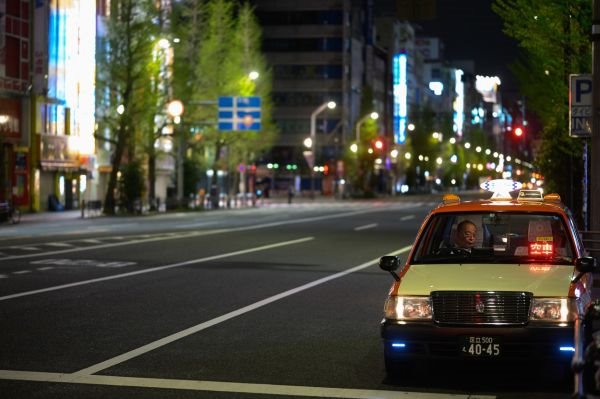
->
(453, 69, 464, 136)
(393, 53, 407, 144)
(47, 0, 96, 156)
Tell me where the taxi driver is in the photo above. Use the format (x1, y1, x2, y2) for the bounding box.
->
(454, 220, 477, 250)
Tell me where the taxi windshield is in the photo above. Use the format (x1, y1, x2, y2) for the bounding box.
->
(411, 212, 575, 265)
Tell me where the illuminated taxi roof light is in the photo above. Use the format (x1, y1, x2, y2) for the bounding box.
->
(543, 193, 562, 203)
(517, 189, 544, 202)
(480, 179, 523, 200)
(441, 194, 461, 205)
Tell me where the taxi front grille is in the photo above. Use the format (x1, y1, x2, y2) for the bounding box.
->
(431, 291, 532, 325)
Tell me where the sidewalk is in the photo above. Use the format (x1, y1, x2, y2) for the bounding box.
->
(19, 209, 83, 224)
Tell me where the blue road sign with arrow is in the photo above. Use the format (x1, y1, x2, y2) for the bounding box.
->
(218, 96, 262, 131)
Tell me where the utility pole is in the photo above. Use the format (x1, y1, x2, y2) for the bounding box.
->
(592, 0, 600, 231)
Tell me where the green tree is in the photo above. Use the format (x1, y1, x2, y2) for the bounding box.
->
(493, 0, 591, 217)
(171, 0, 276, 204)
(96, 0, 158, 214)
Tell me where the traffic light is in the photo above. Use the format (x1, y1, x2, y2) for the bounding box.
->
(514, 126, 524, 138)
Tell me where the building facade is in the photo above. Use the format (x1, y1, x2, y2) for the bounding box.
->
(251, 0, 389, 194)
(0, 0, 31, 209)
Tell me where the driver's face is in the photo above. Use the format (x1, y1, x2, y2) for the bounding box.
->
(457, 224, 477, 248)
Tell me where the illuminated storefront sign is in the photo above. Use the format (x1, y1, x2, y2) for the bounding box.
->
(393, 53, 407, 144)
(453, 69, 464, 136)
(43, 0, 96, 161)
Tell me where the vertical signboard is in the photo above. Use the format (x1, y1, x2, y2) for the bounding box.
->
(569, 74, 592, 138)
(34, 0, 49, 95)
(392, 53, 407, 144)
(0, 0, 5, 77)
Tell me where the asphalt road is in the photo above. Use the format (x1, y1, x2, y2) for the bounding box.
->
(0, 196, 577, 398)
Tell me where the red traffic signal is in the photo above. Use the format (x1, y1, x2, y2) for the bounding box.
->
(514, 126, 524, 138)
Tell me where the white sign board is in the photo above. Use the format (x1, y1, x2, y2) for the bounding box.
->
(569, 74, 592, 138)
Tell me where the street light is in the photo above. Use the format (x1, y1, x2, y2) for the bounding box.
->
(308, 101, 336, 198)
(355, 111, 379, 144)
(167, 99, 184, 205)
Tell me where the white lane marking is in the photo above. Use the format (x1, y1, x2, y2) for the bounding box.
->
(13, 270, 31, 275)
(0, 237, 314, 302)
(0, 370, 493, 399)
(46, 243, 74, 247)
(0, 205, 417, 262)
(81, 239, 102, 244)
(74, 245, 412, 376)
(36, 267, 55, 271)
(400, 215, 415, 221)
(0, 274, 7, 278)
(174, 222, 218, 228)
(12, 246, 40, 251)
(353, 223, 377, 231)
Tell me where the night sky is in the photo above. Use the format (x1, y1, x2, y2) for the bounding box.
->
(417, 0, 520, 93)
(375, 0, 521, 95)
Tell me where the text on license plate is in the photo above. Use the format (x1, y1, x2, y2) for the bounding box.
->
(461, 336, 500, 356)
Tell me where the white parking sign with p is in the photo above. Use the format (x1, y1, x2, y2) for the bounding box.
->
(570, 74, 592, 138)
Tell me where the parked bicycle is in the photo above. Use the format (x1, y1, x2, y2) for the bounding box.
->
(0, 201, 21, 224)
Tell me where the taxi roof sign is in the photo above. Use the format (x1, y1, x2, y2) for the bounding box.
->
(480, 179, 523, 199)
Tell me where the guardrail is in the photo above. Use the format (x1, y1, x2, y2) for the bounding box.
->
(581, 230, 600, 258)
(81, 200, 103, 218)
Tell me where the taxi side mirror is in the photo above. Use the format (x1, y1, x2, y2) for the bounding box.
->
(379, 256, 401, 281)
(575, 256, 599, 274)
(572, 256, 598, 284)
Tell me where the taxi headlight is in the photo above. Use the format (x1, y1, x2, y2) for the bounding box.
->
(530, 298, 577, 322)
(384, 296, 432, 320)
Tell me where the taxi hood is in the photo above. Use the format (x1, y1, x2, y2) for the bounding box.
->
(399, 263, 575, 297)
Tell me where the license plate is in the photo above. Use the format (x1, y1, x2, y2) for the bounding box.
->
(461, 336, 501, 357)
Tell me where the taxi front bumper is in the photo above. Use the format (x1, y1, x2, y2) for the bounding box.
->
(381, 319, 576, 362)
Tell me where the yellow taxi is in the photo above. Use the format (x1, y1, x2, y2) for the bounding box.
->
(379, 181, 598, 381)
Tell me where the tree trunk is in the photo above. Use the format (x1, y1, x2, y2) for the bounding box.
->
(103, 127, 127, 215)
(148, 149, 156, 209)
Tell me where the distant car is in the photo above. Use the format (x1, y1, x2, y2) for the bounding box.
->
(379, 183, 598, 384)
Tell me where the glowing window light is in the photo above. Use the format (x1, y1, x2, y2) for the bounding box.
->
(59, 176, 65, 196)
(429, 81, 444, 95)
(80, 174, 87, 193)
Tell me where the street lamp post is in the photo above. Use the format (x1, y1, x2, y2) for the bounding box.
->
(167, 100, 184, 206)
(308, 101, 336, 199)
(355, 111, 379, 143)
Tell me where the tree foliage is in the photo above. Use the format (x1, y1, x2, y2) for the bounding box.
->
(172, 0, 277, 198)
(492, 0, 591, 216)
(96, 0, 158, 214)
